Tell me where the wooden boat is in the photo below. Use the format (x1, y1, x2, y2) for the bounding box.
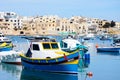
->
(0, 50, 21, 65)
(96, 46, 120, 52)
(0, 33, 11, 43)
(60, 38, 88, 53)
(20, 37, 80, 73)
(96, 37, 120, 52)
(0, 42, 13, 51)
(83, 33, 95, 40)
(0, 43, 21, 65)
(0, 34, 21, 65)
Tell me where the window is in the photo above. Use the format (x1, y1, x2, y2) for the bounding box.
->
(63, 42, 67, 48)
(57, 28, 59, 31)
(51, 43, 59, 49)
(33, 44, 40, 51)
(61, 41, 67, 48)
(43, 43, 50, 49)
(53, 24, 54, 26)
(6, 20, 9, 22)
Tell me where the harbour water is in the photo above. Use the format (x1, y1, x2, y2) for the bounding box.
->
(0, 36, 120, 80)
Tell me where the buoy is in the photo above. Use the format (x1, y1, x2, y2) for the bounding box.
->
(86, 72, 93, 78)
(95, 44, 98, 48)
(85, 53, 90, 59)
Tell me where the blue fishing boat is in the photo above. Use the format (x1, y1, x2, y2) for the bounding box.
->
(96, 37, 120, 52)
(20, 37, 80, 73)
(0, 33, 12, 51)
(96, 46, 120, 52)
(0, 42, 13, 51)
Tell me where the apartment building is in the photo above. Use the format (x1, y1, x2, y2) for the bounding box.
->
(0, 12, 22, 29)
(115, 22, 120, 29)
(0, 17, 13, 35)
(22, 15, 60, 35)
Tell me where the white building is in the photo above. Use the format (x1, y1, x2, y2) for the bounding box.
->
(0, 12, 22, 29)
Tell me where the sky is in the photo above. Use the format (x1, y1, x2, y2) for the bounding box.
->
(0, 0, 120, 21)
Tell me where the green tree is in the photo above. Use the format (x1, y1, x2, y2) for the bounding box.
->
(110, 20, 116, 27)
(102, 22, 111, 32)
(103, 22, 111, 28)
(13, 27, 18, 31)
(23, 27, 28, 30)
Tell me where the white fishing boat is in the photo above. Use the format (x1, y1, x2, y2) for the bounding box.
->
(0, 50, 21, 64)
(60, 37, 88, 53)
(0, 33, 11, 44)
(83, 33, 95, 40)
(0, 33, 21, 65)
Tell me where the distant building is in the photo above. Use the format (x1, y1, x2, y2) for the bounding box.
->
(115, 22, 120, 29)
(0, 12, 22, 29)
(1, 12, 120, 35)
(0, 17, 13, 35)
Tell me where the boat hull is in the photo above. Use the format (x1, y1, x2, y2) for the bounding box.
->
(0, 47, 12, 51)
(2, 57, 21, 65)
(97, 47, 120, 52)
(21, 59, 78, 74)
(0, 50, 21, 65)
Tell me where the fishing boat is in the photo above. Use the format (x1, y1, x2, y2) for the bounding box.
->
(96, 46, 120, 52)
(0, 43, 21, 65)
(96, 37, 120, 52)
(20, 37, 80, 73)
(0, 33, 12, 51)
(83, 33, 95, 40)
(60, 35, 88, 61)
(0, 42, 13, 51)
(0, 33, 11, 43)
(0, 33, 21, 65)
(60, 37, 88, 53)
(0, 50, 21, 65)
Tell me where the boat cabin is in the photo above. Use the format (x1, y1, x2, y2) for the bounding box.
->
(60, 38, 81, 49)
(26, 37, 68, 59)
(31, 42, 61, 51)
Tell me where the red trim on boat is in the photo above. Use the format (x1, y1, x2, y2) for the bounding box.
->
(3, 62, 21, 65)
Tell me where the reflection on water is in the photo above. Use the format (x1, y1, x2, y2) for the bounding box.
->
(78, 58, 90, 72)
(20, 58, 89, 80)
(0, 63, 22, 80)
(0, 63, 88, 80)
(20, 68, 78, 80)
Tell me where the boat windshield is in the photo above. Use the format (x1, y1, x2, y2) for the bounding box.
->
(42, 43, 59, 49)
(60, 41, 67, 48)
(43, 43, 51, 49)
(51, 43, 59, 49)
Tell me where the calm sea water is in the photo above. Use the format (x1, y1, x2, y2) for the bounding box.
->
(0, 36, 120, 80)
